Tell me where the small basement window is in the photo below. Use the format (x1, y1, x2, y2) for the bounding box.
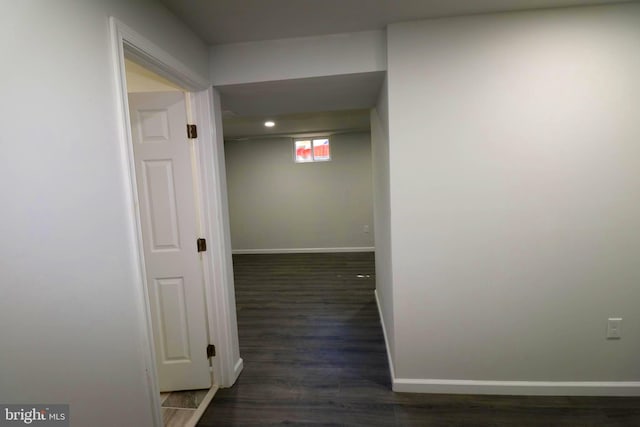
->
(294, 138, 331, 163)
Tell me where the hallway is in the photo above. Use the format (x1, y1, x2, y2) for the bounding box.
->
(197, 253, 640, 426)
(198, 252, 392, 425)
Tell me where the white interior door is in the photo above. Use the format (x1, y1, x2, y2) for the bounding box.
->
(129, 92, 211, 392)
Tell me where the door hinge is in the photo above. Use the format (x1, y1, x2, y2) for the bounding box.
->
(197, 238, 207, 252)
(186, 124, 198, 139)
(207, 344, 216, 358)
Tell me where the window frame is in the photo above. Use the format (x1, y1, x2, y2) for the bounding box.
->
(293, 136, 331, 163)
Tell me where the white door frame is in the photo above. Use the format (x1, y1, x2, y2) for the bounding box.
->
(109, 17, 241, 426)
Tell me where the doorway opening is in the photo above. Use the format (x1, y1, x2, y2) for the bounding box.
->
(124, 57, 215, 426)
(110, 17, 242, 427)
(201, 104, 383, 423)
(197, 71, 388, 422)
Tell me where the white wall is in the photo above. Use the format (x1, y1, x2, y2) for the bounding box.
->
(225, 132, 374, 252)
(387, 3, 640, 393)
(125, 59, 183, 93)
(0, 1, 209, 425)
(371, 77, 395, 368)
(210, 30, 386, 86)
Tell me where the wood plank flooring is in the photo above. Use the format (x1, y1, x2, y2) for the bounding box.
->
(197, 252, 640, 426)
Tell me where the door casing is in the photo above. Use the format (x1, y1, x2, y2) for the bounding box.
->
(109, 17, 242, 427)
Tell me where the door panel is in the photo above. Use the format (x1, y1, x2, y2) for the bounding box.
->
(129, 92, 211, 392)
(154, 277, 190, 361)
(142, 160, 180, 251)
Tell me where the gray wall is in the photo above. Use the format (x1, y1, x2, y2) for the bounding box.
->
(387, 3, 640, 387)
(0, 1, 209, 425)
(225, 132, 374, 252)
(210, 30, 386, 85)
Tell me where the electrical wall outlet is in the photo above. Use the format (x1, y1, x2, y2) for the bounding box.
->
(607, 317, 622, 339)
(363, 224, 370, 234)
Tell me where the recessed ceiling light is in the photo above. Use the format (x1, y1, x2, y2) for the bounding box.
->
(264, 121, 275, 127)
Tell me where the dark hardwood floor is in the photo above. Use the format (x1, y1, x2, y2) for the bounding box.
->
(197, 252, 640, 426)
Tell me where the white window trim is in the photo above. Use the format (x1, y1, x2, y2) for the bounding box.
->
(293, 137, 331, 163)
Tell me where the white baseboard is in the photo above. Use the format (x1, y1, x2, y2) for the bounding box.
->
(373, 293, 640, 397)
(393, 379, 640, 396)
(374, 289, 396, 384)
(232, 247, 375, 254)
